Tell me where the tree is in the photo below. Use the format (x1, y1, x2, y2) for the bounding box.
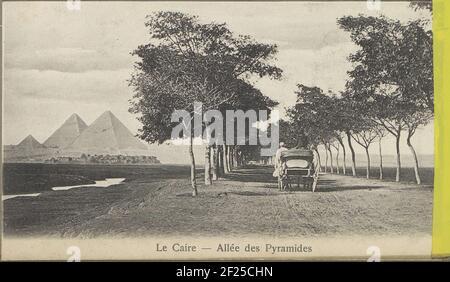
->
(404, 109, 433, 184)
(336, 93, 386, 178)
(205, 81, 278, 181)
(330, 141, 341, 174)
(335, 134, 347, 175)
(325, 94, 362, 177)
(351, 125, 378, 179)
(217, 80, 278, 173)
(375, 127, 387, 180)
(280, 118, 327, 171)
(338, 15, 433, 111)
(279, 120, 299, 149)
(346, 130, 357, 176)
(129, 47, 223, 195)
(338, 15, 433, 182)
(325, 141, 335, 174)
(287, 85, 342, 174)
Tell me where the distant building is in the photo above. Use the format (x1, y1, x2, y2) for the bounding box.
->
(44, 154, 160, 165)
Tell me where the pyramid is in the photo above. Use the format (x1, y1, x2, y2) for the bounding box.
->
(66, 111, 147, 154)
(44, 113, 87, 148)
(16, 135, 46, 151)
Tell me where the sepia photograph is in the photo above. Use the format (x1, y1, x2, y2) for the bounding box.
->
(1, 0, 436, 261)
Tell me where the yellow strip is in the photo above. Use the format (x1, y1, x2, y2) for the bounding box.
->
(432, 0, 450, 257)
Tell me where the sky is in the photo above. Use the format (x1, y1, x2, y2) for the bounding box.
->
(2, 1, 434, 162)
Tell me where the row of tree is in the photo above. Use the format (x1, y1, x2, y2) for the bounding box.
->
(281, 3, 433, 184)
(129, 2, 433, 195)
(129, 11, 281, 196)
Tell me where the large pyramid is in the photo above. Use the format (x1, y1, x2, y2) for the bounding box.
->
(44, 113, 87, 148)
(66, 111, 147, 154)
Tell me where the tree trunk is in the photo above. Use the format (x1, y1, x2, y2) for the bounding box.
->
(327, 145, 334, 174)
(395, 132, 401, 182)
(218, 145, 224, 177)
(227, 145, 232, 171)
(189, 135, 198, 196)
(346, 131, 357, 176)
(335, 146, 340, 174)
(204, 145, 212, 185)
(314, 148, 322, 172)
(223, 144, 229, 174)
(337, 137, 347, 175)
(324, 145, 329, 173)
(212, 146, 218, 181)
(365, 147, 371, 179)
(231, 147, 235, 168)
(227, 146, 232, 170)
(407, 134, 421, 185)
(378, 137, 383, 180)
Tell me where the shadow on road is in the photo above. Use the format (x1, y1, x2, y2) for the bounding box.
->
(316, 184, 384, 192)
(222, 166, 386, 193)
(223, 167, 278, 184)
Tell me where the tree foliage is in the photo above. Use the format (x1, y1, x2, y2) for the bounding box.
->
(338, 15, 433, 112)
(129, 11, 282, 144)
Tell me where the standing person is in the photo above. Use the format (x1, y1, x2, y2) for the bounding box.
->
(273, 142, 288, 190)
(273, 142, 288, 174)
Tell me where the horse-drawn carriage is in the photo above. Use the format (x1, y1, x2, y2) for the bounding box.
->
(278, 148, 319, 192)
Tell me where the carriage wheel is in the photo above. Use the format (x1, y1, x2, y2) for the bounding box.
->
(312, 175, 319, 192)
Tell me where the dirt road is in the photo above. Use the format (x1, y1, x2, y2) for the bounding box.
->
(3, 166, 433, 238)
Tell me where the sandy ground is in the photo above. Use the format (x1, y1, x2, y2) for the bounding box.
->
(3, 166, 433, 238)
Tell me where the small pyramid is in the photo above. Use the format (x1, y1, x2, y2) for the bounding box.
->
(66, 111, 147, 154)
(17, 135, 46, 151)
(44, 113, 88, 148)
